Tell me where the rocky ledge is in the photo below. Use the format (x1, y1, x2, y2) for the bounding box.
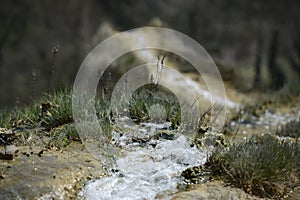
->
(0, 142, 106, 199)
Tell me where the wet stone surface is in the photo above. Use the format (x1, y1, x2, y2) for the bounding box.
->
(229, 106, 300, 138)
(0, 143, 106, 200)
(173, 181, 264, 200)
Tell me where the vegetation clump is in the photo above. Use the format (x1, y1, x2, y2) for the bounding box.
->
(204, 134, 300, 199)
(0, 89, 78, 149)
(128, 83, 181, 128)
(276, 117, 300, 138)
(0, 85, 183, 148)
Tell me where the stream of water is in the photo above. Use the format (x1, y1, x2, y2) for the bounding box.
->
(79, 28, 236, 199)
(81, 122, 207, 200)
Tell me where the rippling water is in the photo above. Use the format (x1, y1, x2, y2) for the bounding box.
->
(81, 123, 207, 200)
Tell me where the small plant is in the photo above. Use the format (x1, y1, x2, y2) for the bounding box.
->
(31, 68, 37, 100)
(46, 124, 80, 149)
(128, 83, 181, 126)
(204, 134, 300, 198)
(47, 45, 59, 92)
(118, 53, 183, 127)
(39, 88, 73, 130)
(12, 103, 41, 129)
(276, 117, 300, 138)
(0, 111, 12, 128)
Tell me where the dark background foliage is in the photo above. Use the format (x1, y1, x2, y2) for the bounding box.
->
(0, 0, 299, 108)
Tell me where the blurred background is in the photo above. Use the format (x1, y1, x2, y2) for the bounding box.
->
(0, 0, 300, 109)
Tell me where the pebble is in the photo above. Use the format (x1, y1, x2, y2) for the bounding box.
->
(0, 145, 19, 160)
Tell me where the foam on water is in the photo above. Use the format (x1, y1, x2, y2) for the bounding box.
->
(83, 132, 207, 200)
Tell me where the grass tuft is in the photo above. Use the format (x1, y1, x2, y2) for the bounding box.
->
(128, 84, 181, 127)
(276, 117, 300, 138)
(204, 134, 300, 199)
(39, 89, 73, 130)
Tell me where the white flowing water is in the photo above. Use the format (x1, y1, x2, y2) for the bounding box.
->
(81, 27, 237, 199)
(81, 123, 207, 200)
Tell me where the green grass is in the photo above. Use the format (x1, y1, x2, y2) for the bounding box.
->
(0, 89, 78, 148)
(0, 89, 73, 129)
(0, 111, 12, 128)
(0, 85, 184, 148)
(0, 83, 211, 149)
(39, 89, 73, 130)
(128, 83, 181, 128)
(204, 134, 300, 199)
